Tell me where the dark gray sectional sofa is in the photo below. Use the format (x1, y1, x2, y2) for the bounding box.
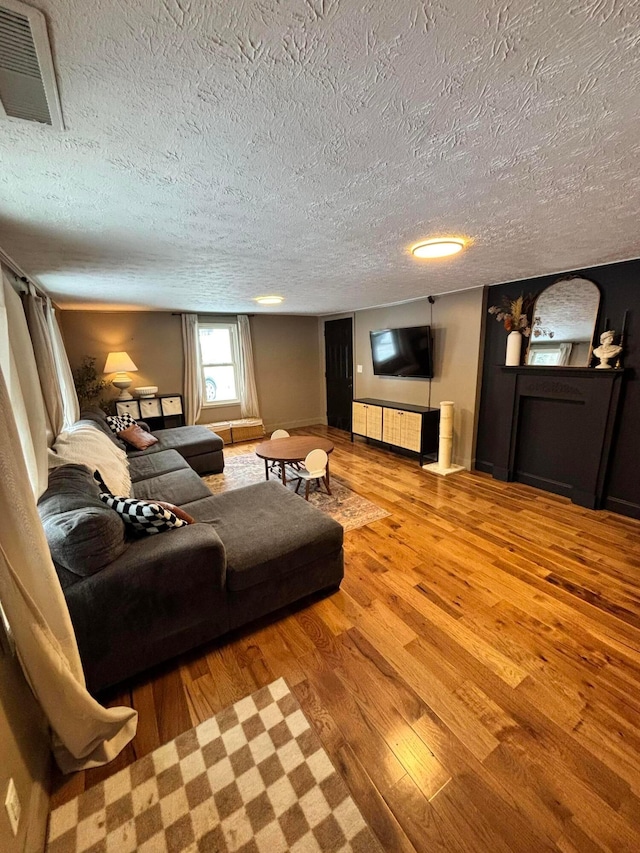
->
(81, 408, 225, 475)
(39, 416, 344, 694)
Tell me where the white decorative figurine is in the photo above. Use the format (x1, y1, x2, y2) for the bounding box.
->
(593, 330, 622, 369)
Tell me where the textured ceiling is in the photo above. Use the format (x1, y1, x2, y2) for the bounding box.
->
(0, 0, 639, 313)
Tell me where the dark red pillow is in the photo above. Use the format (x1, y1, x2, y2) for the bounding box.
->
(119, 424, 159, 450)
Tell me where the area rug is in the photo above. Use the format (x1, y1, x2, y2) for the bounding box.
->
(47, 678, 381, 853)
(203, 453, 389, 532)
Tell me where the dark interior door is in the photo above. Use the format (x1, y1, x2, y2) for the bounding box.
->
(325, 318, 353, 431)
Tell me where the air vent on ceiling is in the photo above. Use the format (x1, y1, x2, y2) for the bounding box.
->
(0, 0, 63, 129)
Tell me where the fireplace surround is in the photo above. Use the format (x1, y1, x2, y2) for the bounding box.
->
(489, 366, 624, 509)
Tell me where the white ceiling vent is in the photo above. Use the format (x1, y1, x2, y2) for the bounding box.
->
(0, 0, 63, 129)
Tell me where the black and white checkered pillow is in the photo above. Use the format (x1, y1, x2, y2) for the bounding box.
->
(106, 413, 137, 435)
(99, 494, 187, 535)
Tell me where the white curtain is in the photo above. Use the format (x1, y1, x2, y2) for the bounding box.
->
(238, 315, 260, 419)
(47, 302, 80, 429)
(0, 368, 138, 773)
(181, 314, 203, 425)
(23, 289, 64, 446)
(558, 342, 573, 366)
(1, 269, 48, 496)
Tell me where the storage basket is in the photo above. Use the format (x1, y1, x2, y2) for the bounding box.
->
(230, 418, 265, 442)
(206, 422, 232, 444)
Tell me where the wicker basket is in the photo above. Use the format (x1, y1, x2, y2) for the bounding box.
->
(230, 418, 265, 442)
(207, 422, 232, 444)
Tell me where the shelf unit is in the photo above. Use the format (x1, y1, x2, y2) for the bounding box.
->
(351, 398, 439, 466)
(115, 394, 185, 429)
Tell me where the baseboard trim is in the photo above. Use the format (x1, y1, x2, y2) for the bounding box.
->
(25, 769, 51, 853)
(474, 460, 493, 475)
(604, 497, 640, 520)
(264, 417, 325, 432)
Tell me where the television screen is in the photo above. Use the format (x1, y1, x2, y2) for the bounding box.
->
(370, 325, 433, 378)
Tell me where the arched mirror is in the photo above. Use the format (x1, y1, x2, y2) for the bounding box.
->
(526, 277, 600, 367)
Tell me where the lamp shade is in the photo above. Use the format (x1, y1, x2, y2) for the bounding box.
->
(103, 351, 138, 374)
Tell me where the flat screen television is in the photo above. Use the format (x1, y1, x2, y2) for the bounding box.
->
(370, 325, 434, 378)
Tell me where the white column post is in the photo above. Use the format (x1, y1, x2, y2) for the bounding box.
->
(423, 400, 465, 477)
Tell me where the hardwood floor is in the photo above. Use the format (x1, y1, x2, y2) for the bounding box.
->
(51, 426, 640, 852)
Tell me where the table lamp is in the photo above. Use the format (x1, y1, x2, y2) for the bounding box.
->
(103, 351, 138, 400)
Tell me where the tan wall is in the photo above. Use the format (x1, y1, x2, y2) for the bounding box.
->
(60, 311, 184, 401)
(0, 627, 50, 853)
(251, 315, 323, 431)
(320, 289, 484, 468)
(60, 311, 323, 432)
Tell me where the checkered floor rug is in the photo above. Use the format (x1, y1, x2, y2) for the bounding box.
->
(47, 678, 382, 853)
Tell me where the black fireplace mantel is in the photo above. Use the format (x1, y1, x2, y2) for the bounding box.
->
(492, 366, 625, 509)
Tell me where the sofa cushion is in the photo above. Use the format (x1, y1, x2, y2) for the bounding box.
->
(129, 449, 190, 483)
(38, 465, 128, 576)
(132, 467, 212, 506)
(79, 408, 126, 450)
(126, 426, 224, 459)
(182, 481, 344, 592)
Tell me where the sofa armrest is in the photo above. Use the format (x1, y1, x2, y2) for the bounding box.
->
(137, 420, 151, 432)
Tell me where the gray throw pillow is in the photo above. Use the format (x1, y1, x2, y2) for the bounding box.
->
(38, 464, 128, 576)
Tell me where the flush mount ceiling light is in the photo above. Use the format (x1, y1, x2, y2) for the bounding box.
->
(254, 295, 284, 305)
(411, 238, 465, 259)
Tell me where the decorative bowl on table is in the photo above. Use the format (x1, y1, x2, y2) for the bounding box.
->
(134, 386, 158, 398)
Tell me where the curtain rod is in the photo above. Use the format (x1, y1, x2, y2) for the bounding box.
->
(0, 246, 50, 301)
(171, 312, 255, 317)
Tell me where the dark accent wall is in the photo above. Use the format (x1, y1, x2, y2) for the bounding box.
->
(475, 257, 639, 518)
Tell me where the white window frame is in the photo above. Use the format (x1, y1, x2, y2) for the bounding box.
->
(198, 322, 241, 408)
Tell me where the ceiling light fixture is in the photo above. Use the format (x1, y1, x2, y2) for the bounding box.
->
(254, 296, 284, 305)
(411, 238, 465, 259)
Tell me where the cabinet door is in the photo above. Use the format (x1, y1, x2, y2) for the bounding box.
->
(139, 398, 162, 419)
(115, 400, 141, 419)
(382, 408, 401, 446)
(352, 402, 367, 436)
(366, 405, 382, 440)
(400, 411, 422, 452)
(161, 396, 183, 416)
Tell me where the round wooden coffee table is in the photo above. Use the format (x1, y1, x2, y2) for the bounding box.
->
(255, 436, 334, 487)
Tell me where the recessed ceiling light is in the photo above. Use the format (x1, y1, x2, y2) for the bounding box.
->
(254, 295, 284, 305)
(411, 238, 465, 259)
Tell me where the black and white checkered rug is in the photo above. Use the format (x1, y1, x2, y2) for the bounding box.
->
(47, 678, 382, 853)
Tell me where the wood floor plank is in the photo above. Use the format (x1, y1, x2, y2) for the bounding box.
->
(52, 426, 640, 852)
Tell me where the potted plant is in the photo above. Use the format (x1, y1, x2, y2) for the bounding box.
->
(488, 294, 534, 365)
(72, 357, 111, 410)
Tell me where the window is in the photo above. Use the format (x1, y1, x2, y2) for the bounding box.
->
(198, 323, 241, 406)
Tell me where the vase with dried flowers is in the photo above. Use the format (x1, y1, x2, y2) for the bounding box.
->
(488, 294, 534, 365)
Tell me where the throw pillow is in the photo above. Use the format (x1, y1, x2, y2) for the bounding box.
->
(154, 501, 195, 524)
(106, 413, 137, 434)
(118, 424, 159, 450)
(99, 494, 188, 535)
(93, 469, 111, 494)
